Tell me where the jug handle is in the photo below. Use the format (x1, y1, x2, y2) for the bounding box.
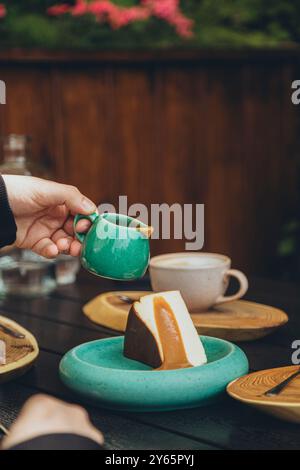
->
(73, 212, 99, 243)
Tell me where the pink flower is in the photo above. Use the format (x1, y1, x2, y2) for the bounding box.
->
(88, 1, 149, 29)
(47, 4, 71, 16)
(143, 0, 177, 18)
(142, 0, 194, 37)
(71, 0, 88, 16)
(108, 6, 150, 29)
(46, 0, 193, 38)
(122, 7, 150, 22)
(89, 1, 117, 18)
(0, 3, 6, 18)
(172, 14, 194, 38)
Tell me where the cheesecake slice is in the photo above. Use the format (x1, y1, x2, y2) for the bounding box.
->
(124, 291, 207, 370)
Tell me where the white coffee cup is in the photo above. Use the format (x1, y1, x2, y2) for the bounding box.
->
(149, 252, 248, 312)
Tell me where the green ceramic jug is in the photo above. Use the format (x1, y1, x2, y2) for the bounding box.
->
(74, 212, 152, 280)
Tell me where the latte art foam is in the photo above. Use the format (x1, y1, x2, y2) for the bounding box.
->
(155, 256, 224, 269)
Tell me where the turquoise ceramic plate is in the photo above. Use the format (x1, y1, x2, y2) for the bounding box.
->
(59, 336, 248, 412)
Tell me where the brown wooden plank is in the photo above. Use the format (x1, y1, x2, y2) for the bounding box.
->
(133, 397, 300, 450)
(16, 349, 300, 450)
(0, 382, 213, 450)
(244, 277, 300, 348)
(0, 48, 300, 64)
(0, 294, 108, 333)
(0, 65, 55, 174)
(1, 278, 294, 451)
(3, 274, 298, 352)
(0, 307, 111, 355)
(1, 293, 294, 370)
(1, 276, 298, 449)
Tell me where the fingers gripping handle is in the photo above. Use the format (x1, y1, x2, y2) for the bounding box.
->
(215, 269, 249, 306)
(73, 212, 99, 243)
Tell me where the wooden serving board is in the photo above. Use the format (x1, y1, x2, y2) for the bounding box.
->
(83, 291, 288, 342)
(0, 315, 39, 383)
(83, 291, 151, 332)
(227, 366, 300, 423)
(191, 300, 288, 342)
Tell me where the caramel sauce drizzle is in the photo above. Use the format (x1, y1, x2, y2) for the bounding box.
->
(153, 296, 192, 371)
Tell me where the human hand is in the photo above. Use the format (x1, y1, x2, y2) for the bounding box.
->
(1, 394, 104, 449)
(2, 175, 97, 258)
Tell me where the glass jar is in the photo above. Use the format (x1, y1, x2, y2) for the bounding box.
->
(0, 134, 79, 289)
(0, 249, 57, 298)
(0, 134, 32, 175)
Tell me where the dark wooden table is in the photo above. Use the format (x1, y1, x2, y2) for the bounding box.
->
(0, 272, 299, 450)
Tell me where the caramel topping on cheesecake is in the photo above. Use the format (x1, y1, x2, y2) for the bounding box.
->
(153, 296, 191, 371)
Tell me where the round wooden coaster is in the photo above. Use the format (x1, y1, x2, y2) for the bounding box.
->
(0, 315, 39, 383)
(191, 299, 288, 342)
(83, 291, 151, 332)
(227, 366, 300, 423)
(83, 292, 288, 341)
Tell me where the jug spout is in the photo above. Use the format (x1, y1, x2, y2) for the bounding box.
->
(136, 226, 154, 238)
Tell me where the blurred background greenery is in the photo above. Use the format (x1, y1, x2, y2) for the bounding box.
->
(1, 0, 300, 49)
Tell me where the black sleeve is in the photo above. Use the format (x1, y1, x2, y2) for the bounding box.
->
(6, 433, 103, 450)
(0, 174, 17, 248)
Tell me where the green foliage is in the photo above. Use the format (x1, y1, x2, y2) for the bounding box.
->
(183, 0, 299, 47)
(1, 0, 300, 49)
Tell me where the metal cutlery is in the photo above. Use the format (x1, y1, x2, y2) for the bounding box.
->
(117, 295, 137, 305)
(264, 368, 300, 397)
(0, 422, 9, 436)
(0, 322, 25, 339)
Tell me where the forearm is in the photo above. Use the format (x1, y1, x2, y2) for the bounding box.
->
(6, 433, 103, 451)
(0, 174, 17, 248)
(1, 395, 104, 451)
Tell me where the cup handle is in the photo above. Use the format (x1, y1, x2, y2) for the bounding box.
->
(73, 212, 99, 243)
(215, 269, 248, 306)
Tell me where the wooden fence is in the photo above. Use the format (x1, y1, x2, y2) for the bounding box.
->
(0, 49, 299, 274)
